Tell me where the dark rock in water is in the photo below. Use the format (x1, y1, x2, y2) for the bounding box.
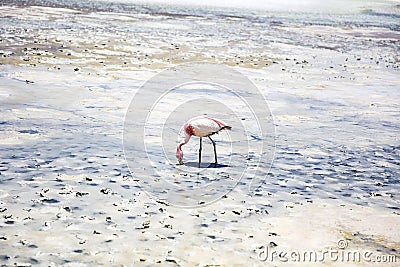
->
(63, 206, 71, 212)
(0, 255, 10, 261)
(142, 220, 150, 229)
(76, 192, 89, 197)
(232, 210, 241, 215)
(100, 188, 112, 194)
(165, 257, 178, 264)
(41, 198, 59, 204)
(156, 199, 169, 206)
(29, 258, 40, 264)
(269, 241, 278, 247)
(18, 129, 39, 134)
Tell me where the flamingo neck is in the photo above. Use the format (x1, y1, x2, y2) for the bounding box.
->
(177, 133, 191, 151)
(177, 142, 184, 151)
(181, 133, 191, 147)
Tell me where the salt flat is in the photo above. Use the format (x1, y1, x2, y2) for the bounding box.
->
(0, 0, 399, 266)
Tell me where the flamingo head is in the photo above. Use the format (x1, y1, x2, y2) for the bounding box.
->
(176, 144, 184, 165)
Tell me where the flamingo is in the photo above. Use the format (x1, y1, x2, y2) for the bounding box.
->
(176, 116, 232, 167)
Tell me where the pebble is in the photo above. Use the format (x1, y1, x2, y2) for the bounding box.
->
(142, 220, 150, 229)
(232, 210, 241, 215)
(100, 188, 112, 194)
(75, 192, 89, 197)
(269, 241, 278, 247)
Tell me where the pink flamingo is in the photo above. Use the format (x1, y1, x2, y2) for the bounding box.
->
(176, 116, 232, 167)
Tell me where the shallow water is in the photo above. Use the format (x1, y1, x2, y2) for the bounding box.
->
(0, 0, 399, 265)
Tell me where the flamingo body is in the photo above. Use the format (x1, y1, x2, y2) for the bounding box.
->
(176, 116, 231, 166)
(185, 116, 226, 137)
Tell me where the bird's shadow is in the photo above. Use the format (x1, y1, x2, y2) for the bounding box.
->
(182, 162, 229, 168)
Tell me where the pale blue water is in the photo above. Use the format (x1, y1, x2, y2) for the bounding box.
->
(0, 0, 399, 265)
(0, 0, 399, 208)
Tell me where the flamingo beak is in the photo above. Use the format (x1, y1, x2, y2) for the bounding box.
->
(178, 158, 183, 165)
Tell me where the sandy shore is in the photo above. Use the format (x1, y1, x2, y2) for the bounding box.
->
(0, 1, 399, 266)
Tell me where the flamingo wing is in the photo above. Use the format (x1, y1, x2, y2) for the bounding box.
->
(188, 116, 225, 137)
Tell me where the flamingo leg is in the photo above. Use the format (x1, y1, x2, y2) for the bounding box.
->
(208, 136, 217, 166)
(198, 137, 202, 168)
